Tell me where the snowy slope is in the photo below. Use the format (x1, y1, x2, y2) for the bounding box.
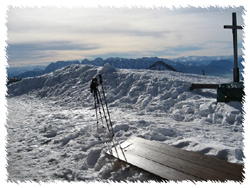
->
(6, 63, 244, 182)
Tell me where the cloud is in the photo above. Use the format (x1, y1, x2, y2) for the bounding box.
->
(6, 6, 245, 67)
(6, 41, 100, 66)
(7, 41, 99, 51)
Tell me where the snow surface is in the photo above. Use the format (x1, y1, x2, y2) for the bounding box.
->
(6, 63, 244, 182)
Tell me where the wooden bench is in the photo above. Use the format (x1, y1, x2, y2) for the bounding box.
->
(190, 83, 219, 90)
(107, 136, 243, 181)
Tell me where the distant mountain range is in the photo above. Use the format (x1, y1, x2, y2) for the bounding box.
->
(7, 61, 80, 78)
(7, 65, 46, 77)
(7, 56, 244, 80)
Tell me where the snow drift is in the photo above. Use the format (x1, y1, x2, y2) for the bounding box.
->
(6, 63, 244, 182)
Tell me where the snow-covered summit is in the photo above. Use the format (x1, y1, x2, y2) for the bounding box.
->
(7, 63, 243, 126)
(99, 63, 117, 75)
(7, 63, 244, 181)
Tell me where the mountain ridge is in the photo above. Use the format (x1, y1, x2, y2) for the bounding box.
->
(7, 56, 244, 79)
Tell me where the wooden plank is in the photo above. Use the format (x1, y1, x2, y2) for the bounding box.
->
(107, 137, 243, 181)
(107, 144, 201, 181)
(128, 137, 243, 179)
(125, 143, 241, 181)
(190, 84, 219, 90)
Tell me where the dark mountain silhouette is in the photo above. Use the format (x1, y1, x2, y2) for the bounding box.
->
(149, 61, 177, 71)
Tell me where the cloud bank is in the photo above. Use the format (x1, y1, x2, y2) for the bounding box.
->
(6, 6, 244, 67)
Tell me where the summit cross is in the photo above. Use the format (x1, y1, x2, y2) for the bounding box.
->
(224, 12, 243, 82)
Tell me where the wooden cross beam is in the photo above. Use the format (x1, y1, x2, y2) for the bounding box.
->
(224, 12, 243, 82)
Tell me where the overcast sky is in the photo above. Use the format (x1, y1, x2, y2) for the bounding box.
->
(6, 6, 245, 67)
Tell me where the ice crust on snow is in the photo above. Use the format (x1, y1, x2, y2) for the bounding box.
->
(6, 63, 244, 181)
